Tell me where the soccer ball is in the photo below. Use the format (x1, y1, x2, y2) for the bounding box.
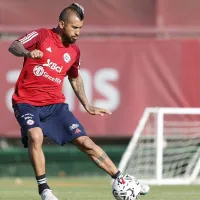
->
(112, 175, 141, 200)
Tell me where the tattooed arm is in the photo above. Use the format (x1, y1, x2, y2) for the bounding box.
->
(68, 74, 112, 116)
(68, 74, 90, 110)
(8, 41, 43, 58)
(8, 41, 30, 57)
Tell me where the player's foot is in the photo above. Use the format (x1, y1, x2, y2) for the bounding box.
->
(140, 183, 150, 195)
(41, 189, 58, 200)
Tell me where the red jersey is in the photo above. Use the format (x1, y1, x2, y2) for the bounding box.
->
(12, 28, 80, 106)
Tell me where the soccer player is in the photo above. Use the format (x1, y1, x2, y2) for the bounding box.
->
(8, 3, 149, 200)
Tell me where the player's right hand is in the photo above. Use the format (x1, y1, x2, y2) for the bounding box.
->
(26, 49, 43, 59)
(85, 105, 112, 116)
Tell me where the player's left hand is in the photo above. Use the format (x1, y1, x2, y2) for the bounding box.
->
(85, 105, 112, 116)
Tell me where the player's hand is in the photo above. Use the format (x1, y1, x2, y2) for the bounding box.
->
(26, 49, 43, 59)
(85, 105, 112, 116)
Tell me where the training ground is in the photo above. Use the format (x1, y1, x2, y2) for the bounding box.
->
(0, 176, 200, 200)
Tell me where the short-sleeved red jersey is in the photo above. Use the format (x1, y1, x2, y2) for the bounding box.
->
(12, 28, 80, 106)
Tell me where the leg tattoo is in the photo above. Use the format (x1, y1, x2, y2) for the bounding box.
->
(94, 152, 108, 166)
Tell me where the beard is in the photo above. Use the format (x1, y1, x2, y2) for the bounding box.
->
(62, 35, 76, 44)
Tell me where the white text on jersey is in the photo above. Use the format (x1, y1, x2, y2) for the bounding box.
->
(43, 59, 63, 73)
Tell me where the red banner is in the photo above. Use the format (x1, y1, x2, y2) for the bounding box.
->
(0, 0, 155, 33)
(157, 0, 200, 27)
(1, 39, 200, 138)
(2, 0, 200, 35)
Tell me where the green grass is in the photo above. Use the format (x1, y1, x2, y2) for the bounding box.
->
(0, 176, 199, 200)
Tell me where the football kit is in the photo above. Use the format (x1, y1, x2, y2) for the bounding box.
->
(12, 28, 87, 147)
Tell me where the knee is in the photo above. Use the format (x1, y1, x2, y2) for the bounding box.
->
(28, 127, 43, 146)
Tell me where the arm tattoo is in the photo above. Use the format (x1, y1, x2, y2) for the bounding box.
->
(94, 152, 108, 165)
(8, 41, 30, 57)
(69, 75, 89, 108)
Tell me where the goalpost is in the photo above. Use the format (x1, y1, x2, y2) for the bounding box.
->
(118, 107, 200, 185)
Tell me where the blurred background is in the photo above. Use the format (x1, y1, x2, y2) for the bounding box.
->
(1, 0, 200, 179)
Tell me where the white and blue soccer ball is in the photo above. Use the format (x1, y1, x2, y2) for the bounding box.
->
(112, 175, 141, 200)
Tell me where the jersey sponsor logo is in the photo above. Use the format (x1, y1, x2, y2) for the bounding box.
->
(33, 66, 61, 84)
(19, 31, 38, 44)
(69, 123, 79, 130)
(43, 72, 61, 84)
(33, 66, 44, 76)
(43, 59, 63, 73)
(63, 53, 71, 63)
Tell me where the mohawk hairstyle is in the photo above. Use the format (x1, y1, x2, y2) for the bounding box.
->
(59, 2, 84, 21)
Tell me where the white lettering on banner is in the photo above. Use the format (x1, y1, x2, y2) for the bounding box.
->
(94, 68, 120, 111)
(79, 69, 92, 111)
(63, 68, 120, 112)
(64, 70, 92, 112)
(43, 59, 63, 73)
(6, 68, 120, 113)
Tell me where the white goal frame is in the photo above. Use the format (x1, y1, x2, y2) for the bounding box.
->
(118, 107, 200, 185)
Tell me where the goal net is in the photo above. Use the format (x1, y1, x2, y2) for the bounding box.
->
(118, 107, 200, 185)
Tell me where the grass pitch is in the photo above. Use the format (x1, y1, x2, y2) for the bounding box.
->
(0, 176, 199, 200)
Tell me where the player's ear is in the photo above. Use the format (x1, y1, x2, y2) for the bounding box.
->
(59, 21, 65, 29)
